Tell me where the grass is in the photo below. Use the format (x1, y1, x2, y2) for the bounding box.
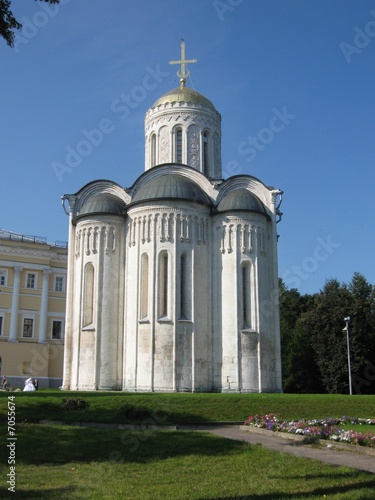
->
(343, 423, 374, 433)
(1, 424, 375, 499)
(1, 392, 374, 499)
(1, 391, 374, 425)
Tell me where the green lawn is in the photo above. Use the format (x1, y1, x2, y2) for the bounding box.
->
(1, 424, 375, 499)
(343, 423, 374, 433)
(1, 391, 374, 424)
(1, 392, 374, 499)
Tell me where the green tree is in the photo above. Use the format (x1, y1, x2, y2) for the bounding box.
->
(0, 0, 59, 47)
(347, 273, 375, 394)
(279, 280, 321, 393)
(279, 274, 375, 394)
(303, 278, 352, 393)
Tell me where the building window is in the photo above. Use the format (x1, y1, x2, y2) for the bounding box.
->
(0, 315, 3, 336)
(140, 253, 149, 319)
(83, 263, 94, 327)
(0, 270, 7, 286)
(151, 133, 157, 167)
(180, 253, 191, 319)
(54, 276, 64, 292)
(203, 131, 209, 175)
(26, 272, 37, 289)
(23, 317, 34, 338)
(176, 128, 183, 163)
(158, 252, 168, 318)
(242, 263, 251, 329)
(52, 320, 63, 340)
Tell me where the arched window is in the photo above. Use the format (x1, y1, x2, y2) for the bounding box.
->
(83, 263, 94, 327)
(242, 263, 251, 329)
(203, 131, 209, 175)
(180, 253, 191, 319)
(150, 133, 156, 167)
(140, 253, 149, 319)
(158, 251, 168, 318)
(176, 128, 183, 164)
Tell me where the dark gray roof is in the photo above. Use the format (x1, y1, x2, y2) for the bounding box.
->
(80, 193, 126, 216)
(217, 189, 268, 216)
(132, 174, 211, 205)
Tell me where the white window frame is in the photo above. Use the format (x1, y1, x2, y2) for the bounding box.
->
(0, 269, 8, 287)
(26, 272, 37, 289)
(54, 275, 65, 292)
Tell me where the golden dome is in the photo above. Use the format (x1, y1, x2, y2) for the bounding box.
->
(152, 84, 215, 109)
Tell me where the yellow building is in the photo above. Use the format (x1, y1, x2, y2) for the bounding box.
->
(0, 230, 67, 389)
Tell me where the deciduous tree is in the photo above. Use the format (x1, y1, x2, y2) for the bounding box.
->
(0, 0, 59, 47)
(347, 273, 375, 394)
(302, 279, 351, 393)
(279, 280, 321, 393)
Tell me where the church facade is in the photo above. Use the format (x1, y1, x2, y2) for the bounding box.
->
(62, 45, 283, 393)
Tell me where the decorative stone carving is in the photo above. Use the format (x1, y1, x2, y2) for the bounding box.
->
(145, 110, 220, 131)
(104, 226, 116, 254)
(93, 227, 99, 254)
(188, 125, 200, 169)
(159, 126, 169, 163)
(216, 221, 266, 255)
(240, 224, 253, 254)
(76, 223, 118, 256)
(126, 209, 209, 247)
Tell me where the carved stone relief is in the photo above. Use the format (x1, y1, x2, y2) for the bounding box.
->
(76, 223, 119, 257)
(126, 210, 208, 246)
(187, 125, 200, 170)
(217, 221, 266, 255)
(159, 126, 169, 163)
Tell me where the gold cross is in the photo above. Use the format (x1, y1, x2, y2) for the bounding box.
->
(169, 39, 197, 84)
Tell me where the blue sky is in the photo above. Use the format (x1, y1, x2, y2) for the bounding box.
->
(1, 0, 374, 295)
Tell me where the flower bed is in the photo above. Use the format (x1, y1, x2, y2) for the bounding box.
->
(243, 414, 375, 447)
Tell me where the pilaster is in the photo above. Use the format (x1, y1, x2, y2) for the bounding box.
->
(38, 269, 50, 343)
(8, 266, 22, 342)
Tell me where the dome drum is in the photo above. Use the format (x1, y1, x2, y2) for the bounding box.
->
(145, 85, 222, 178)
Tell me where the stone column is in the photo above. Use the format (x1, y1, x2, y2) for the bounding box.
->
(38, 269, 50, 343)
(8, 266, 23, 342)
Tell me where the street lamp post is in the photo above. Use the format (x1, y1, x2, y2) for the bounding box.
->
(343, 316, 352, 395)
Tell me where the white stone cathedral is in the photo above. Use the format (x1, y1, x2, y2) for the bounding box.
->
(61, 43, 283, 393)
